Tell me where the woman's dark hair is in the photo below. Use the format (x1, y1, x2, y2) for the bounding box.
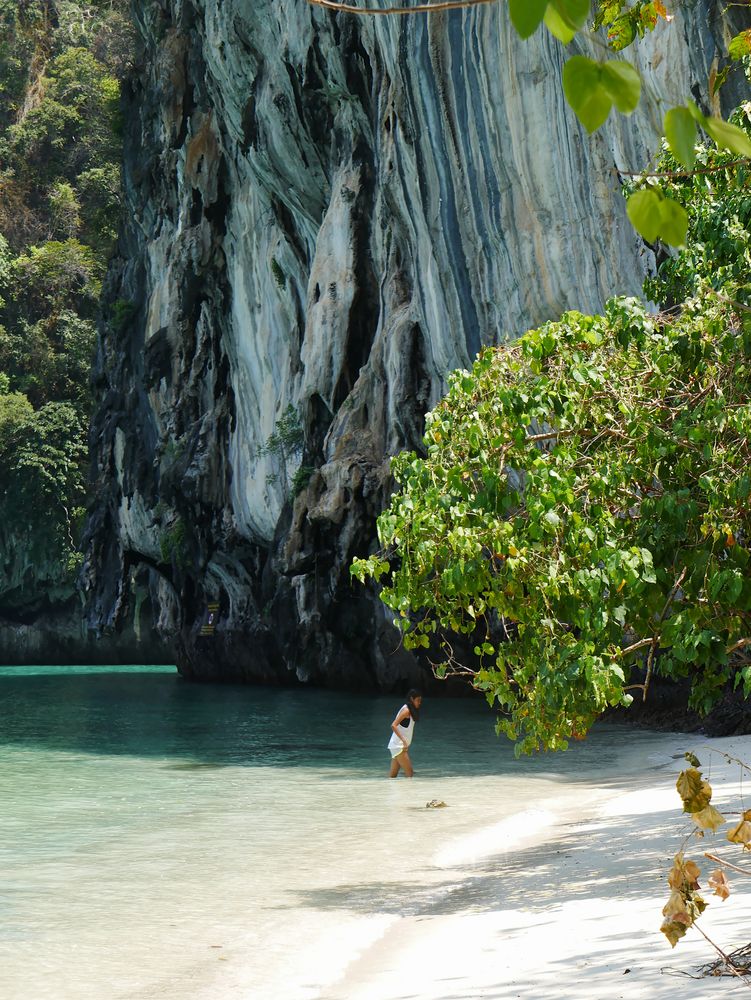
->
(406, 688, 422, 721)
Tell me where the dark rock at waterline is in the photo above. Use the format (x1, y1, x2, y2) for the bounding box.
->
(0, 597, 173, 667)
(608, 679, 751, 739)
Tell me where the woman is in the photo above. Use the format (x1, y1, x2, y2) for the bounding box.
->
(387, 689, 422, 778)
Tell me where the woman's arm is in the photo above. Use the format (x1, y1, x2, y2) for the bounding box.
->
(391, 706, 410, 746)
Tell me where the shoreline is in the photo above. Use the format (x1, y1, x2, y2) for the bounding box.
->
(319, 735, 751, 1000)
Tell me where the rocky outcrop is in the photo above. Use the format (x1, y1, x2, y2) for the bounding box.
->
(0, 599, 171, 666)
(82, 0, 745, 687)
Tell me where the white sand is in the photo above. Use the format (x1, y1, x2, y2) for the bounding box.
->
(321, 735, 751, 1000)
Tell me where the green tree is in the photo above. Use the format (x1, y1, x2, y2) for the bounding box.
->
(262, 405, 306, 498)
(0, 311, 97, 409)
(2, 47, 121, 192)
(0, 388, 86, 585)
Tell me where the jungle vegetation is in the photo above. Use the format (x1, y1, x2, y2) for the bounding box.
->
(0, 0, 132, 606)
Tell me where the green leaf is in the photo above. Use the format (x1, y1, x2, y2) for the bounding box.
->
(544, 5, 576, 43)
(510, 0, 549, 39)
(563, 58, 638, 133)
(626, 190, 688, 247)
(711, 66, 731, 98)
(658, 198, 688, 247)
(563, 57, 610, 133)
(546, 0, 589, 40)
(626, 189, 661, 243)
(703, 117, 751, 158)
(664, 107, 696, 169)
(544, 0, 590, 44)
(600, 61, 641, 115)
(686, 100, 706, 126)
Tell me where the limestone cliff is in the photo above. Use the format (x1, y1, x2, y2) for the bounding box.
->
(82, 0, 743, 687)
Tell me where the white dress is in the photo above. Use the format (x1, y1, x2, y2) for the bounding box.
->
(387, 706, 414, 757)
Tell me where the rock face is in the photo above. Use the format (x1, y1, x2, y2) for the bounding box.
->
(82, 0, 742, 687)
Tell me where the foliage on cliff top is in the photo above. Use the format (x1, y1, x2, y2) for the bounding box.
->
(353, 129, 751, 753)
(0, 1, 132, 600)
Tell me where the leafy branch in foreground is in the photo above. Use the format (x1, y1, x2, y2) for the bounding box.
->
(352, 294, 751, 753)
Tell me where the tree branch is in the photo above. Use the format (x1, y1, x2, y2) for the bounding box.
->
(643, 566, 686, 702)
(705, 288, 751, 315)
(525, 428, 626, 444)
(619, 637, 657, 657)
(704, 852, 751, 878)
(306, 0, 497, 14)
(616, 160, 750, 180)
(692, 923, 751, 988)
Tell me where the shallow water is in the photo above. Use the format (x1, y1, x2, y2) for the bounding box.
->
(0, 666, 679, 1000)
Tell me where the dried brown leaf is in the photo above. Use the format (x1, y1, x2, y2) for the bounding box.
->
(668, 854, 701, 890)
(692, 804, 726, 832)
(707, 869, 731, 901)
(727, 813, 751, 847)
(676, 768, 712, 814)
(662, 889, 690, 922)
(662, 854, 708, 948)
(661, 918, 689, 947)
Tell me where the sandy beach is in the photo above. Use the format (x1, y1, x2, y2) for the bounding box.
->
(321, 735, 751, 1000)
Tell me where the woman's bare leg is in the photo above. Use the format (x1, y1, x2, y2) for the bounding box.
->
(388, 749, 414, 777)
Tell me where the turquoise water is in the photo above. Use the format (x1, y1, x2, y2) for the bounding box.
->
(0, 666, 678, 1000)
